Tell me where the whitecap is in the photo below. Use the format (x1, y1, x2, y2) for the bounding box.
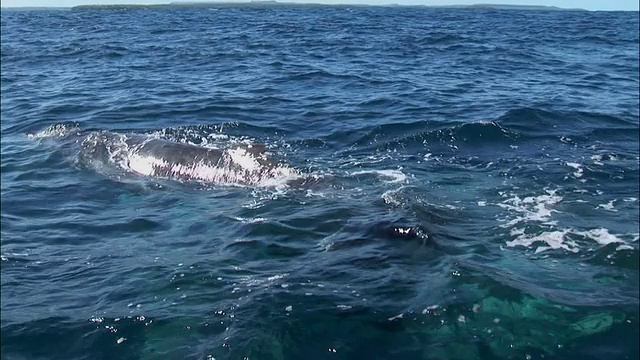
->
(28, 124, 77, 139)
(577, 228, 625, 246)
(497, 189, 562, 227)
(566, 162, 584, 178)
(506, 229, 579, 253)
(596, 200, 617, 212)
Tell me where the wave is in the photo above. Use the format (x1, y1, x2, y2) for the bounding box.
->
(498, 107, 636, 128)
(325, 107, 638, 155)
(330, 119, 518, 155)
(282, 69, 389, 84)
(576, 35, 621, 46)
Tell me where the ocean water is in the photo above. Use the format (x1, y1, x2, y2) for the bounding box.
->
(1, 5, 639, 360)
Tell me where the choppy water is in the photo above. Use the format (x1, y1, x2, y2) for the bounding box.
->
(1, 5, 639, 360)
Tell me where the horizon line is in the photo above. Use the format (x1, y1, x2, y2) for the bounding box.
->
(0, 2, 586, 10)
(1, 1, 638, 11)
(0, 2, 583, 8)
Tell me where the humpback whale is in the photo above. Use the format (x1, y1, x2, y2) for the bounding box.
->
(79, 131, 303, 187)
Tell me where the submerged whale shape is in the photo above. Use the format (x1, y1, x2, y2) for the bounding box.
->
(79, 131, 303, 187)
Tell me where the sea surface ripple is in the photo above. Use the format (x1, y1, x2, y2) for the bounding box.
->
(1, 6, 639, 360)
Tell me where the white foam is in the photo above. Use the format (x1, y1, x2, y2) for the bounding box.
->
(422, 305, 439, 314)
(232, 217, 265, 223)
(497, 189, 562, 227)
(237, 273, 289, 289)
(578, 228, 625, 246)
(507, 227, 632, 253)
(207, 133, 230, 140)
(507, 229, 579, 254)
(255, 167, 303, 188)
(227, 147, 262, 172)
(78, 132, 132, 173)
(590, 155, 604, 166)
(566, 162, 584, 178)
(596, 200, 617, 212)
(382, 190, 402, 206)
(497, 189, 636, 253)
(352, 169, 407, 183)
(381, 186, 410, 207)
(305, 189, 327, 198)
(28, 124, 77, 139)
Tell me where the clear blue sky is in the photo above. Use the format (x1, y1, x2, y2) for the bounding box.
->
(1, 0, 638, 11)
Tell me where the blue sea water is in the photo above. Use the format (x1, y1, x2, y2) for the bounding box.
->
(1, 5, 639, 360)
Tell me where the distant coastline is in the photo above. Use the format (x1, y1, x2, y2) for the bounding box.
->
(2, 2, 588, 12)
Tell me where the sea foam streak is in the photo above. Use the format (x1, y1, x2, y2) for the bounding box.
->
(496, 189, 637, 253)
(351, 169, 407, 183)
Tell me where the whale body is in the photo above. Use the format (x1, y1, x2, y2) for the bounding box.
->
(79, 131, 302, 187)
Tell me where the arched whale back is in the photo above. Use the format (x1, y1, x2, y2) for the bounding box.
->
(79, 131, 302, 187)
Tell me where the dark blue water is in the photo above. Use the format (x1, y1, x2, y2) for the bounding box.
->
(1, 5, 639, 360)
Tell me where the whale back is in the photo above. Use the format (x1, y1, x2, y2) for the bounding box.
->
(79, 131, 301, 186)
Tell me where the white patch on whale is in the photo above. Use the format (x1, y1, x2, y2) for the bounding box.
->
(126, 146, 302, 187)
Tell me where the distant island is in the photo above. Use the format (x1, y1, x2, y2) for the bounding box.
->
(67, 2, 586, 11)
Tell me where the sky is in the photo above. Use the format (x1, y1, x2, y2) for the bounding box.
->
(1, 0, 638, 11)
